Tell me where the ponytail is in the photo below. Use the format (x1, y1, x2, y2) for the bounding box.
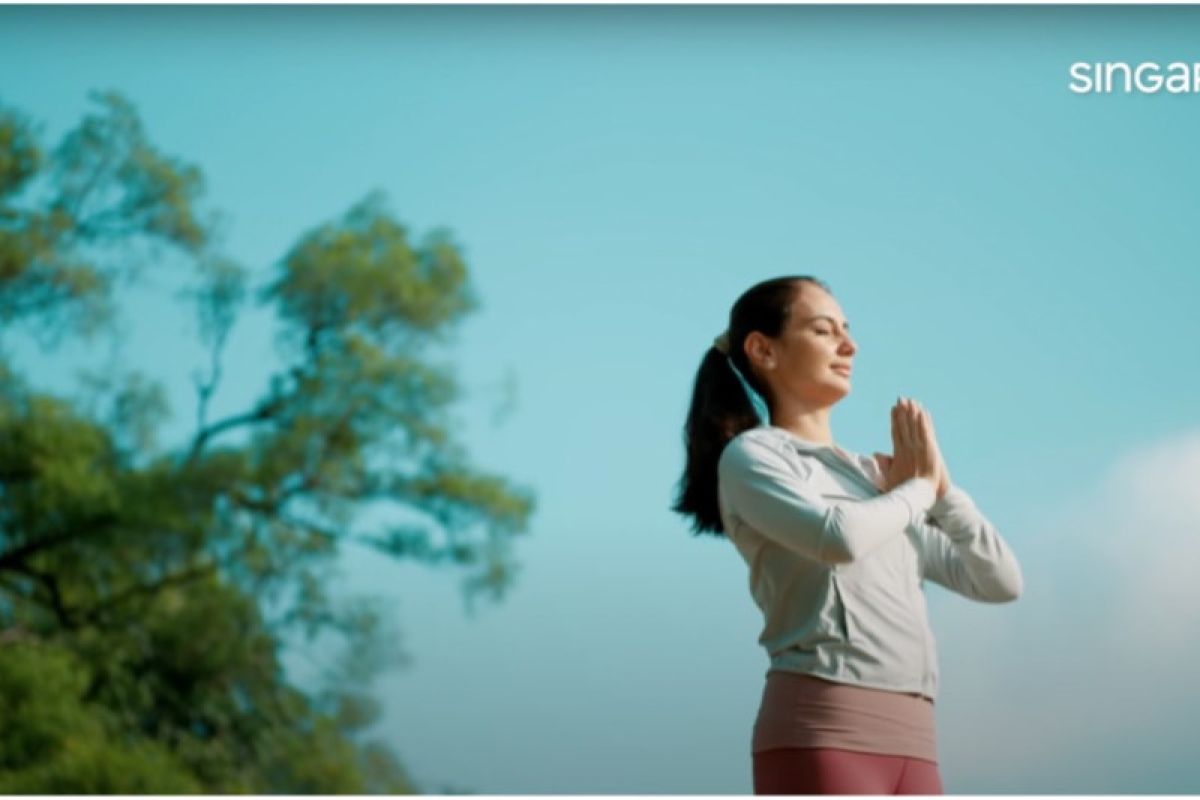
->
(671, 275, 830, 536)
(671, 347, 764, 534)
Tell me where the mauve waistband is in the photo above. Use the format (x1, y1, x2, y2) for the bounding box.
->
(752, 670, 938, 762)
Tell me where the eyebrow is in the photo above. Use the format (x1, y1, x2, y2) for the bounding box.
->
(800, 314, 851, 331)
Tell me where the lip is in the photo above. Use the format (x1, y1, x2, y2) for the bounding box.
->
(831, 365, 852, 377)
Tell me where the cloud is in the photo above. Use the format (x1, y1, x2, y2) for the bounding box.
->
(930, 430, 1200, 793)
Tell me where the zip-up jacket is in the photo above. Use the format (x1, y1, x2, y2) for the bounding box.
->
(717, 425, 1023, 700)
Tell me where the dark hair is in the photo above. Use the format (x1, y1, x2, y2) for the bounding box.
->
(671, 275, 831, 536)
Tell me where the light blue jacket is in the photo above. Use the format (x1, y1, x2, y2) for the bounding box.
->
(717, 426, 1023, 700)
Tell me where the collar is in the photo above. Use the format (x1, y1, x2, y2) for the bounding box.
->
(762, 425, 837, 453)
(762, 425, 883, 494)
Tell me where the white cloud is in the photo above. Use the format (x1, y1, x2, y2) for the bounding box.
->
(930, 430, 1200, 793)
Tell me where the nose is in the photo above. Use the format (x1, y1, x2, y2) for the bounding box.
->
(839, 332, 857, 357)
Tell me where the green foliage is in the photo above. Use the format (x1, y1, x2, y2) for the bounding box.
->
(51, 91, 206, 251)
(0, 105, 42, 198)
(266, 191, 475, 337)
(0, 92, 534, 792)
(0, 640, 201, 793)
(1, 90, 208, 343)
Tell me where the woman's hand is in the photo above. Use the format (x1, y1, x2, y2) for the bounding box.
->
(875, 398, 948, 497)
(922, 403, 952, 499)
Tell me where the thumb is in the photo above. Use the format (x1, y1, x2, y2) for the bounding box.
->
(873, 452, 893, 470)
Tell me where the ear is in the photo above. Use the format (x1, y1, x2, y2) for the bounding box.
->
(744, 331, 775, 370)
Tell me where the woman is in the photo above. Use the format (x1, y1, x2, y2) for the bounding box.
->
(672, 275, 1022, 795)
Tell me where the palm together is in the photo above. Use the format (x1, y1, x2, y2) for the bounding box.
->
(874, 398, 951, 499)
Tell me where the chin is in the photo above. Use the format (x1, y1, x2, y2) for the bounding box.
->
(818, 381, 851, 404)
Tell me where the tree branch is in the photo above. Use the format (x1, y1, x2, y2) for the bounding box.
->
(19, 563, 79, 630)
(185, 398, 281, 464)
(65, 145, 117, 233)
(193, 319, 230, 438)
(0, 511, 119, 572)
(81, 559, 219, 625)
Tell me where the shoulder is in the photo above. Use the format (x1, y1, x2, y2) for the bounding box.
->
(718, 427, 815, 482)
(719, 426, 786, 466)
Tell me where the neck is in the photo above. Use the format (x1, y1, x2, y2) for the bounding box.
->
(769, 403, 835, 446)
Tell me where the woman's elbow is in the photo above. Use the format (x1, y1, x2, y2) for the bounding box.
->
(1000, 570, 1024, 602)
(978, 569, 1023, 603)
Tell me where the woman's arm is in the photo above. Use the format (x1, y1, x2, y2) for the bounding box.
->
(911, 486, 1023, 602)
(888, 400, 1022, 601)
(718, 434, 937, 565)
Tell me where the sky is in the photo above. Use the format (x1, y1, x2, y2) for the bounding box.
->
(3, 4, 1200, 793)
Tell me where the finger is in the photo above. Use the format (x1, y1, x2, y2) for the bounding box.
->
(915, 406, 931, 441)
(907, 404, 927, 456)
(916, 407, 936, 438)
(902, 398, 916, 434)
(891, 402, 903, 452)
(920, 408, 936, 446)
(917, 409, 941, 461)
(893, 401, 910, 453)
(921, 408, 946, 466)
(899, 398, 917, 451)
(907, 410, 926, 460)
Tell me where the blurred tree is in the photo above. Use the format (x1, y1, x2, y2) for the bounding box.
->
(0, 92, 533, 792)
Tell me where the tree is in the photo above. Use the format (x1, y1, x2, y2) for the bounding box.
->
(0, 91, 534, 792)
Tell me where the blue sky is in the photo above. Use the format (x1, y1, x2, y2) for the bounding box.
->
(3, 4, 1200, 793)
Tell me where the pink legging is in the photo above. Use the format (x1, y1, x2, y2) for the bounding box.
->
(754, 747, 943, 795)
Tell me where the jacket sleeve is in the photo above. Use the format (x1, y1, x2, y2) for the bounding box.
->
(718, 434, 937, 565)
(912, 486, 1024, 602)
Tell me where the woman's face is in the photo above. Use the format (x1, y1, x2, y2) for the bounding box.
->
(748, 282, 858, 409)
